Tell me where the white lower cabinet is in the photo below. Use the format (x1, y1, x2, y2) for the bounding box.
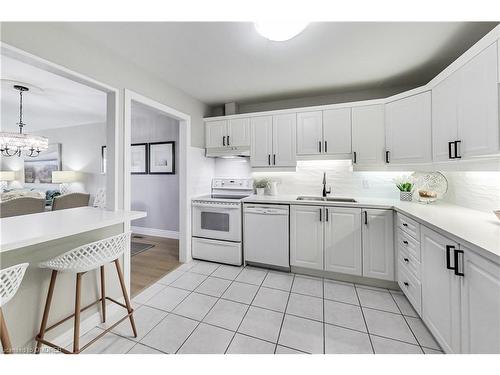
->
(324, 207, 362, 276)
(291, 205, 392, 281)
(362, 209, 394, 281)
(290, 205, 324, 270)
(460, 248, 500, 353)
(421, 227, 462, 353)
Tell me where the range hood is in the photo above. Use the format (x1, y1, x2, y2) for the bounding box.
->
(205, 146, 250, 158)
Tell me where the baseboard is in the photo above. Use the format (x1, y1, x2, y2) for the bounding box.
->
(131, 226, 179, 239)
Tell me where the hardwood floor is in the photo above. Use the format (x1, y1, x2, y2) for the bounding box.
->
(130, 234, 180, 297)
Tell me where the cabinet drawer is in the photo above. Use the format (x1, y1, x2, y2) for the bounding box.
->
(398, 261, 422, 315)
(398, 245, 421, 281)
(397, 213, 420, 240)
(397, 228, 421, 261)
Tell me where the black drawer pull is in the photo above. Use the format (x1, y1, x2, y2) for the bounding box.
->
(319, 141, 322, 153)
(353, 151, 357, 164)
(403, 240, 408, 245)
(273, 154, 276, 165)
(324, 141, 328, 153)
(227, 135, 230, 146)
(446, 245, 455, 271)
(454, 140, 462, 159)
(404, 258, 409, 263)
(454, 249, 464, 276)
(268, 154, 271, 166)
(385, 150, 390, 163)
(402, 223, 408, 227)
(222, 136, 226, 146)
(403, 282, 409, 287)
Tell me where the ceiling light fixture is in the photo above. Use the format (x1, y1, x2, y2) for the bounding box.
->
(254, 21, 309, 42)
(0, 85, 48, 157)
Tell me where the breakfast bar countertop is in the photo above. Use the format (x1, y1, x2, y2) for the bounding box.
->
(0, 207, 146, 253)
(242, 194, 500, 263)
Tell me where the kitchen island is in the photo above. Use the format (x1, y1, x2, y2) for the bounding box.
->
(0, 207, 146, 352)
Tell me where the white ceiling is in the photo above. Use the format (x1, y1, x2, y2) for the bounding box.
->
(62, 22, 498, 105)
(1, 55, 106, 133)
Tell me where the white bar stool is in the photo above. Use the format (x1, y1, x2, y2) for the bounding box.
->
(35, 232, 137, 354)
(0, 263, 29, 354)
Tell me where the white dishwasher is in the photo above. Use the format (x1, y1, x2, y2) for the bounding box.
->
(243, 204, 289, 269)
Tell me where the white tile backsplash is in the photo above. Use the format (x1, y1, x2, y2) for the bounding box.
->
(213, 159, 500, 213)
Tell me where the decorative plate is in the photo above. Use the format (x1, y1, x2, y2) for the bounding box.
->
(411, 172, 448, 203)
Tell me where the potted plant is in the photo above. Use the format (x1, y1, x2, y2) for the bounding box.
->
(394, 175, 415, 201)
(254, 178, 270, 196)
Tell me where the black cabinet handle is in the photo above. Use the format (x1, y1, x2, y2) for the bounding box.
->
(319, 141, 322, 153)
(222, 136, 226, 146)
(448, 141, 455, 159)
(227, 135, 230, 146)
(454, 140, 462, 159)
(385, 151, 390, 163)
(403, 282, 409, 287)
(325, 208, 328, 222)
(404, 258, 409, 263)
(446, 245, 455, 271)
(319, 208, 322, 222)
(454, 249, 464, 276)
(268, 154, 271, 166)
(364, 211, 368, 225)
(353, 151, 357, 164)
(402, 223, 408, 227)
(403, 240, 408, 245)
(324, 141, 328, 153)
(273, 154, 276, 165)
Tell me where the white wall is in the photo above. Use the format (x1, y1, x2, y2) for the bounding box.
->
(214, 159, 500, 213)
(130, 103, 180, 232)
(0, 22, 209, 148)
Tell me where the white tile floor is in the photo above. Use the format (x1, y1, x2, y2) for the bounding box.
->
(81, 260, 444, 354)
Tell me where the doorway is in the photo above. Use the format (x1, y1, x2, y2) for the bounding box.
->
(123, 90, 191, 296)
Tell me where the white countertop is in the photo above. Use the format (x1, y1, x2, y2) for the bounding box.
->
(0, 207, 147, 253)
(242, 194, 500, 263)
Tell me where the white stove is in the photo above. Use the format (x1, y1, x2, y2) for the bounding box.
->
(191, 178, 253, 265)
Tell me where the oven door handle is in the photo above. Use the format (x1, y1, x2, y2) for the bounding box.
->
(192, 202, 240, 209)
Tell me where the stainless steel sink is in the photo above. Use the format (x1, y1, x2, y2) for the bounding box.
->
(296, 196, 357, 203)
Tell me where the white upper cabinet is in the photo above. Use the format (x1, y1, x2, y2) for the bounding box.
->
(385, 91, 432, 164)
(362, 209, 394, 281)
(206, 120, 227, 148)
(250, 116, 273, 167)
(432, 43, 499, 160)
(228, 118, 250, 147)
(457, 43, 499, 158)
(272, 113, 297, 167)
(250, 114, 296, 168)
(290, 205, 324, 270)
(432, 71, 460, 162)
(460, 248, 500, 353)
(323, 108, 352, 155)
(421, 227, 461, 354)
(324, 207, 362, 276)
(297, 111, 323, 155)
(352, 105, 385, 165)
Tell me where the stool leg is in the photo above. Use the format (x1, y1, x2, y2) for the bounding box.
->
(36, 270, 58, 354)
(0, 308, 13, 354)
(100, 266, 106, 323)
(114, 259, 137, 338)
(73, 273, 83, 354)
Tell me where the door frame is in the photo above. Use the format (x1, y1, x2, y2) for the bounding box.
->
(123, 89, 191, 283)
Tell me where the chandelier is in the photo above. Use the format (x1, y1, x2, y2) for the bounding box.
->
(0, 85, 48, 157)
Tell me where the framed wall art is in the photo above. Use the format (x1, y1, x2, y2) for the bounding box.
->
(148, 141, 175, 174)
(131, 143, 148, 174)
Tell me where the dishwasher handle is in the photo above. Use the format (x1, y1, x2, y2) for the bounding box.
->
(245, 206, 289, 215)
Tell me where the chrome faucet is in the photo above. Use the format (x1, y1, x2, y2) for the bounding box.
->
(322, 172, 332, 197)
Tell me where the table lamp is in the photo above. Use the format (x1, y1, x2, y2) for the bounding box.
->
(0, 171, 16, 191)
(52, 170, 78, 195)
